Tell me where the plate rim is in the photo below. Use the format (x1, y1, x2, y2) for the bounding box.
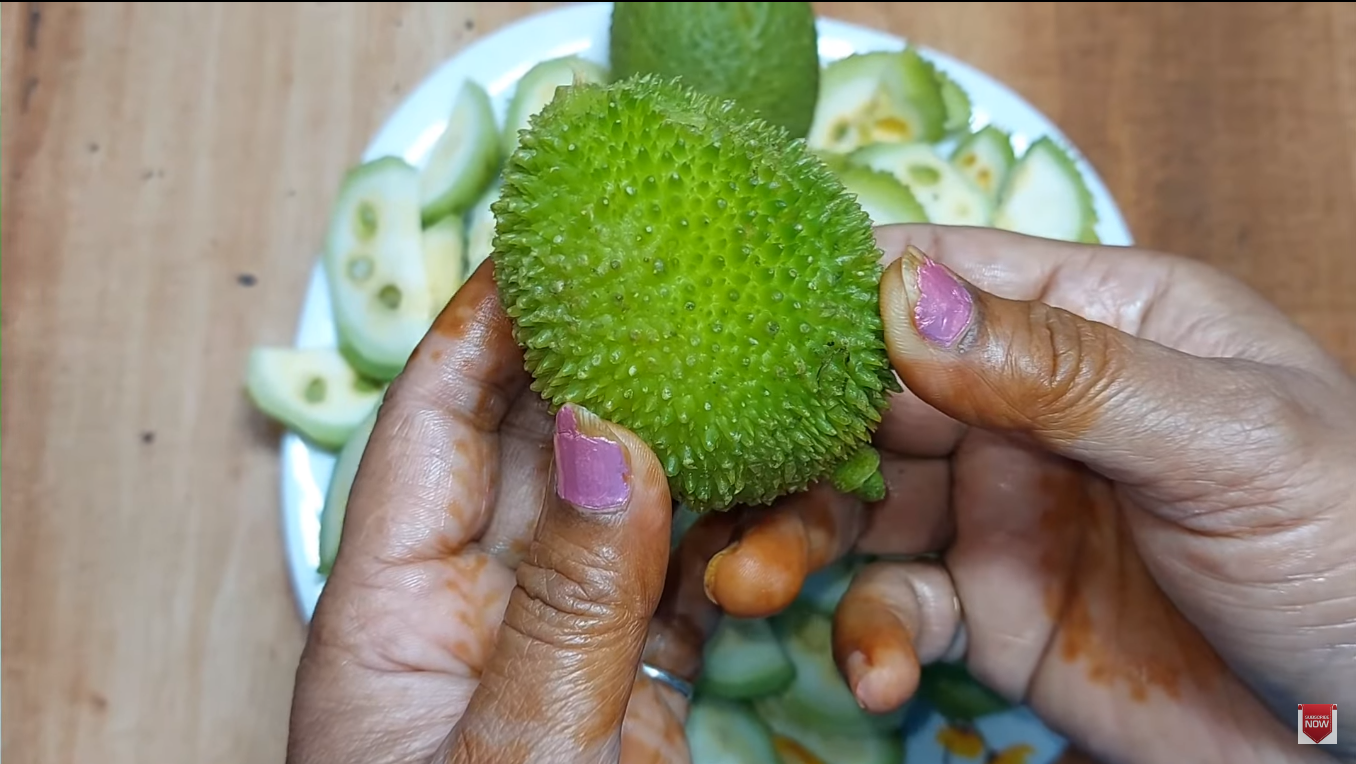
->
(280, 0, 1137, 625)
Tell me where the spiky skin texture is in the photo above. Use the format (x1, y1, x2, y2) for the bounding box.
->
(609, 2, 820, 140)
(492, 76, 901, 513)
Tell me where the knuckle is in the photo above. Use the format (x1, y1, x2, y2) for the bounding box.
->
(507, 541, 637, 649)
(1011, 302, 1124, 431)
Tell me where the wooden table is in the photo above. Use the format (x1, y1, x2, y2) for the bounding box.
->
(4, 2, 1354, 762)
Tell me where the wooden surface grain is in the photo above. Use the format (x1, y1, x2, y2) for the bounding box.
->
(3, 2, 1354, 762)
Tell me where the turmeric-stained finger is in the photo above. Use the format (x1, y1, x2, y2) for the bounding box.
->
(832, 561, 961, 714)
(704, 484, 864, 619)
(619, 512, 742, 764)
(642, 510, 741, 683)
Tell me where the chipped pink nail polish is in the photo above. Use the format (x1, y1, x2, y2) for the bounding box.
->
(913, 258, 974, 347)
(554, 405, 630, 512)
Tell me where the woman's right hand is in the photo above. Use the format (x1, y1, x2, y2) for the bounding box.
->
(698, 225, 1356, 764)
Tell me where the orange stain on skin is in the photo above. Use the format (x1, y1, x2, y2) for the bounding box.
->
(837, 607, 914, 669)
(423, 449, 496, 561)
(1037, 463, 1226, 702)
(646, 512, 738, 682)
(832, 603, 918, 712)
(620, 677, 690, 764)
(831, 567, 922, 712)
(704, 507, 808, 617)
(442, 551, 508, 673)
(704, 486, 862, 618)
(449, 730, 532, 764)
(798, 489, 858, 569)
(380, 260, 531, 565)
(412, 262, 526, 433)
(428, 260, 503, 340)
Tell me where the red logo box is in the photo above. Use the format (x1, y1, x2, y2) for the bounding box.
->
(1298, 704, 1336, 745)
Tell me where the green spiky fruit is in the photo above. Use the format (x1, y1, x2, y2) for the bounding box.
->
(492, 76, 901, 513)
(609, 2, 820, 140)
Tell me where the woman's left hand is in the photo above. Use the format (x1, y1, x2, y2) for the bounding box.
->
(286, 263, 732, 764)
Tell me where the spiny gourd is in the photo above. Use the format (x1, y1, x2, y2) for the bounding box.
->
(491, 75, 900, 513)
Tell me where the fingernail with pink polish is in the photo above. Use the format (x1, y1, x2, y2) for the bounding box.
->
(912, 257, 974, 348)
(554, 404, 631, 512)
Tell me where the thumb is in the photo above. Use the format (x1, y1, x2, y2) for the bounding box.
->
(449, 403, 672, 764)
(879, 245, 1281, 497)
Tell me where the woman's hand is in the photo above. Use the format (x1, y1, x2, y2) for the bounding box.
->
(701, 225, 1356, 764)
(286, 264, 732, 764)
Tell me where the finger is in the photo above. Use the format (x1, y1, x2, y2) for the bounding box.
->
(478, 388, 555, 566)
(832, 560, 963, 714)
(854, 456, 953, 556)
(645, 512, 741, 683)
(336, 260, 528, 573)
(618, 678, 690, 764)
(873, 224, 1343, 381)
(879, 245, 1316, 513)
(703, 484, 864, 619)
(448, 404, 672, 764)
(873, 224, 1106, 304)
(619, 512, 743, 763)
(701, 456, 953, 616)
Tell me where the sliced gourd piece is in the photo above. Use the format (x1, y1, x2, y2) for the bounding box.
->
(502, 55, 610, 155)
(318, 408, 378, 575)
(849, 141, 993, 227)
(697, 617, 796, 700)
(934, 67, 972, 135)
(796, 557, 862, 616)
(993, 136, 1099, 243)
(419, 80, 503, 227)
(770, 605, 910, 734)
(808, 49, 948, 154)
(820, 153, 928, 226)
(685, 696, 782, 764)
(838, 164, 929, 226)
(753, 694, 904, 764)
(464, 180, 502, 274)
(951, 125, 1017, 201)
(917, 661, 1013, 722)
(422, 213, 467, 316)
(244, 347, 384, 451)
(323, 157, 433, 381)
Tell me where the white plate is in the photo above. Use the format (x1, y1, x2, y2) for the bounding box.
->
(279, 4, 1132, 759)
